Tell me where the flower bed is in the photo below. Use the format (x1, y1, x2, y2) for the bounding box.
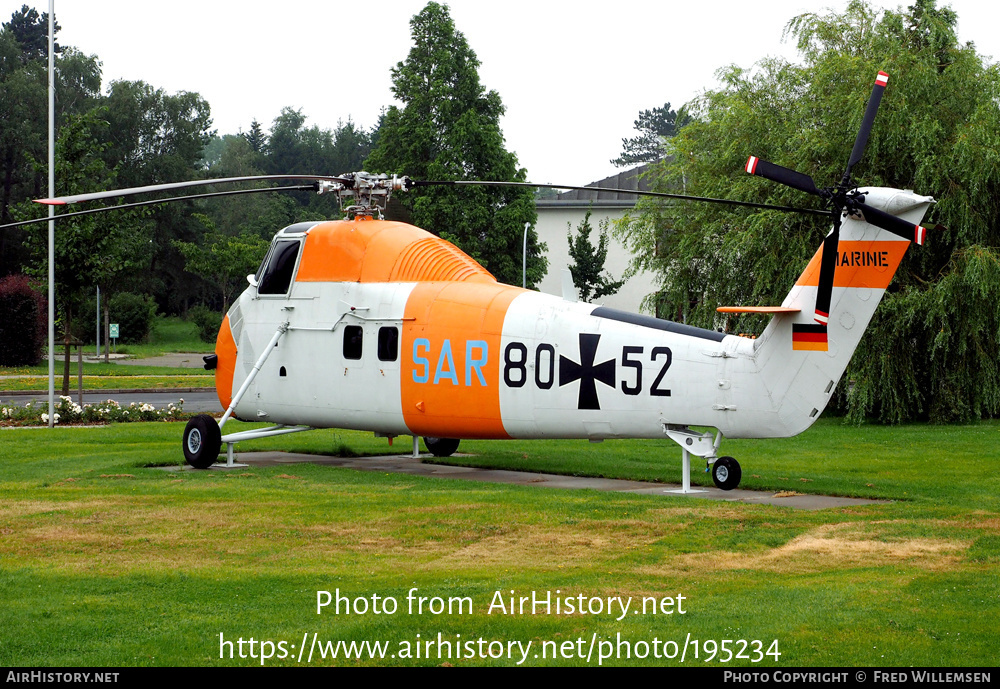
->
(1, 396, 188, 426)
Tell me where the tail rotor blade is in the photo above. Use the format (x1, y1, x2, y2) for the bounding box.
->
(746, 156, 822, 197)
(814, 218, 840, 325)
(845, 71, 889, 178)
(853, 203, 929, 245)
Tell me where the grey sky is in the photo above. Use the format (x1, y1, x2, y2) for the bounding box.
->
(12, 0, 1000, 187)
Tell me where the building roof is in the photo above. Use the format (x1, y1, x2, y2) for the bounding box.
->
(536, 163, 656, 209)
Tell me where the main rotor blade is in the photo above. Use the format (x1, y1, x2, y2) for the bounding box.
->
(851, 202, 928, 245)
(844, 71, 889, 180)
(1, 185, 317, 231)
(35, 174, 349, 205)
(412, 179, 830, 216)
(745, 156, 823, 197)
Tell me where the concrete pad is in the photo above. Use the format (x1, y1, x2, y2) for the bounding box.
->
(160, 451, 886, 510)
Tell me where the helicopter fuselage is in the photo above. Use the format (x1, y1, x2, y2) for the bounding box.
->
(215, 187, 931, 445)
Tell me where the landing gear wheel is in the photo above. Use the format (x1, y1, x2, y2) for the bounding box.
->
(712, 456, 741, 491)
(423, 437, 460, 457)
(183, 414, 222, 469)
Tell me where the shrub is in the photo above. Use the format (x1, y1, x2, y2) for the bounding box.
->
(108, 292, 157, 344)
(0, 275, 46, 366)
(0, 396, 188, 425)
(188, 305, 223, 343)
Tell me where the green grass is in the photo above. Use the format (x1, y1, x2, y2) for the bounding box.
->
(1, 363, 207, 377)
(116, 316, 215, 357)
(33, 316, 215, 363)
(0, 374, 214, 392)
(0, 420, 997, 667)
(2, 317, 217, 390)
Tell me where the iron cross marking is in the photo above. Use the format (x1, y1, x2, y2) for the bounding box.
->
(559, 333, 616, 410)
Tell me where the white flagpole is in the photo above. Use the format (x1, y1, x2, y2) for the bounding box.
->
(47, 0, 55, 428)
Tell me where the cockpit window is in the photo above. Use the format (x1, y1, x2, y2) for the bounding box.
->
(256, 240, 301, 295)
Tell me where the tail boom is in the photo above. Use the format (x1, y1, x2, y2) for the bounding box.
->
(725, 187, 933, 438)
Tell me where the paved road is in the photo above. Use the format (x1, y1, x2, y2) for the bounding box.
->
(3, 352, 220, 412)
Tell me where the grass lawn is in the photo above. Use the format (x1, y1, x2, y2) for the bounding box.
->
(0, 419, 997, 667)
(114, 316, 216, 357)
(27, 316, 215, 366)
(0, 375, 215, 393)
(2, 318, 216, 391)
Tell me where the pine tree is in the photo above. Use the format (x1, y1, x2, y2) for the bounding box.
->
(366, 2, 545, 287)
(567, 210, 624, 302)
(611, 103, 689, 168)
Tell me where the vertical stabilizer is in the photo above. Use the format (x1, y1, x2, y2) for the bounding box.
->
(746, 187, 933, 436)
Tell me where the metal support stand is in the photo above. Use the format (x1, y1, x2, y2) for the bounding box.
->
(665, 447, 708, 494)
(223, 443, 247, 469)
(411, 436, 420, 458)
(663, 426, 713, 494)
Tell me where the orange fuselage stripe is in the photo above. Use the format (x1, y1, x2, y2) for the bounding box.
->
(295, 220, 495, 284)
(401, 281, 521, 438)
(795, 240, 909, 289)
(214, 314, 237, 410)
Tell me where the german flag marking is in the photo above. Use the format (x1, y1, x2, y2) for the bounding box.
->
(793, 323, 828, 352)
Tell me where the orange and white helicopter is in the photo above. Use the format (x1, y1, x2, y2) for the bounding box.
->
(25, 71, 933, 492)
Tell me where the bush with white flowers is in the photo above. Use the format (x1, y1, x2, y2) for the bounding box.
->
(0, 395, 188, 426)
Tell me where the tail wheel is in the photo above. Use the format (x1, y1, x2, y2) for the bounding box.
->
(423, 437, 460, 457)
(183, 414, 222, 469)
(712, 456, 742, 491)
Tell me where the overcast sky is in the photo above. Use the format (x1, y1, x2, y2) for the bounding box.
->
(11, 0, 1000, 187)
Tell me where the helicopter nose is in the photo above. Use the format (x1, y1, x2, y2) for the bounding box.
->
(214, 314, 238, 410)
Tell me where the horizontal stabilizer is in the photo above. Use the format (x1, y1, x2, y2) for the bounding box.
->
(717, 306, 801, 314)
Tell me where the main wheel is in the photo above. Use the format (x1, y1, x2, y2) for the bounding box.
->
(712, 456, 742, 491)
(423, 437, 460, 457)
(183, 414, 222, 469)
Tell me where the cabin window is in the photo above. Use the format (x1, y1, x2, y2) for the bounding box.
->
(343, 326, 363, 360)
(377, 327, 399, 362)
(256, 240, 301, 295)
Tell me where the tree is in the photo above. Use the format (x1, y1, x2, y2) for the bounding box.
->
(330, 118, 374, 173)
(365, 1, 545, 287)
(98, 79, 214, 312)
(5, 5, 60, 64)
(611, 102, 690, 168)
(0, 12, 100, 276)
(200, 135, 300, 240)
(242, 119, 267, 154)
(567, 210, 624, 302)
(173, 216, 269, 312)
(260, 107, 370, 219)
(0, 273, 45, 365)
(19, 109, 151, 388)
(618, 0, 1000, 424)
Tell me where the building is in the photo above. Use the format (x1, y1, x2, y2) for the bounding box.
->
(534, 164, 658, 314)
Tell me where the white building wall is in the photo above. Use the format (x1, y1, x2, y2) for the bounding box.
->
(534, 204, 657, 315)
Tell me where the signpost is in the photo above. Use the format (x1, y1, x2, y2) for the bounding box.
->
(110, 323, 119, 353)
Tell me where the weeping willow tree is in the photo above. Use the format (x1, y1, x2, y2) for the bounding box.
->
(618, 0, 1000, 424)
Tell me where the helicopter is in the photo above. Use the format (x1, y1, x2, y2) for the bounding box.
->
(22, 71, 933, 492)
